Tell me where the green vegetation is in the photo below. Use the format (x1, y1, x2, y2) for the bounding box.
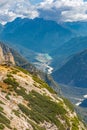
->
(4, 77, 19, 88)
(1, 67, 84, 130)
(0, 106, 4, 113)
(71, 117, 79, 130)
(32, 76, 56, 94)
(28, 120, 46, 130)
(7, 74, 13, 78)
(11, 70, 18, 74)
(13, 128, 17, 130)
(15, 86, 27, 98)
(0, 113, 11, 128)
(0, 101, 4, 105)
(18, 90, 70, 129)
(1, 90, 6, 93)
(7, 85, 14, 92)
(15, 66, 29, 74)
(5, 94, 10, 100)
(12, 110, 20, 117)
(63, 98, 74, 112)
(0, 124, 5, 130)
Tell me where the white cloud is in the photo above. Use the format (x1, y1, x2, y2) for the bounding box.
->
(0, 0, 87, 24)
(0, 0, 39, 24)
(61, 4, 87, 22)
(38, 0, 87, 22)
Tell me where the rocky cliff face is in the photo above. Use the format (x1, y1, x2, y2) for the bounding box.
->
(0, 65, 86, 130)
(0, 42, 15, 65)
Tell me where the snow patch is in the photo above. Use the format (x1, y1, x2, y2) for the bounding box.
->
(83, 94, 87, 98)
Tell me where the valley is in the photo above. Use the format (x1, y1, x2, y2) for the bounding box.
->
(6, 43, 54, 74)
(59, 84, 87, 106)
(33, 53, 53, 74)
(58, 84, 87, 123)
(0, 16, 87, 128)
(1, 0, 87, 129)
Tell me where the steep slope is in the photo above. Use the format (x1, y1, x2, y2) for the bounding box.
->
(0, 41, 37, 73)
(51, 36, 87, 69)
(80, 99, 87, 108)
(9, 47, 38, 74)
(53, 49, 87, 88)
(0, 24, 3, 34)
(0, 64, 86, 130)
(0, 41, 59, 95)
(62, 21, 87, 36)
(0, 18, 73, 52)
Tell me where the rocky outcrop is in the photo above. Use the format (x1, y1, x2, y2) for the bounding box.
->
(0, 46, 4, 63)
(0, 42, 15, 65)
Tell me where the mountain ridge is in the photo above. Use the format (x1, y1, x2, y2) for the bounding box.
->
(0, 17, 73, 52)
(53, 49, 87, 88)
(51, 36, 87, 70)
(0, 41, 59, 96)
(0, 64, 86, 130)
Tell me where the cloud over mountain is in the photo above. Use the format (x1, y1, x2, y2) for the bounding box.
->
(38, 0, 87, 22)
(0, 0, 87, 24)
(0, 0, 39, 24)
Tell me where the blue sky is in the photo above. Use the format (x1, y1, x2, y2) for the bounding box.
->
(0, 0, 87, 24)
(30, 0, 43, 4)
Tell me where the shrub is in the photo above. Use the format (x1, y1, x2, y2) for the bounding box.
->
(0, 106, 4, 113)
(63, 98, 74, 112)
(32, 76, 56, 94)
(0, 124, 5, 130)
(15, 66, 29, 74)
(18, 91, 68, 129)
(3, 77, 19, 89)
(0, 113, 11, 128)
(12, 110, 20, 117)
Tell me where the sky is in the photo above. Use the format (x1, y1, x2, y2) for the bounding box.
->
(0, 0, 87, 24)
(30, 0, 43, 5)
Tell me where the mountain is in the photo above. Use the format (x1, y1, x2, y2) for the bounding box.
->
(0, 18, 73, 53)
(51, 36, 87, 70)
(0, 41, 59, 95)
(62, 21, 87, 36)
(80, 99, 87, 108)
(0, 64, 86, 130)
(0, 42, 15, 65)
(0, 24, 3, 33)
(53, 49, 87, 88)
(0, 41, 37, 73)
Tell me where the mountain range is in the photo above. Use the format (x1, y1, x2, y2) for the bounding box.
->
(0, 41, 59, 93)
(53, 49, 87, 88)
(1, 18, 87, 88)
(1, 0, 87, 128)
(0, 17, 87, 126)
(0, 18, 73, 52)
(1, 18, 87, 71)
(0, 42, 86, 130)
(51, 36, 87, 69)
(62, 21, 87, 36)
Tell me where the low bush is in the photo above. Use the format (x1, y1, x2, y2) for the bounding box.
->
(18, 90, 68, 129)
